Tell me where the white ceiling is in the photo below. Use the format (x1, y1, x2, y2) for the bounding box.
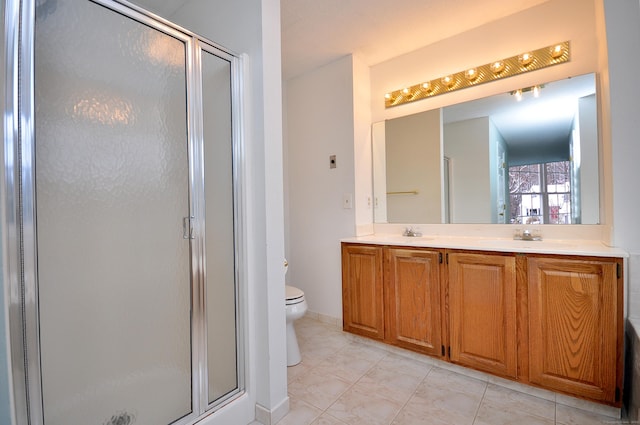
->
(280, 0, 552, 80)
(133, 0, 552, 80)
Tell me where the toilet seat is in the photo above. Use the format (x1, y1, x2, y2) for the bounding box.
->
(286, 285, 304, 305)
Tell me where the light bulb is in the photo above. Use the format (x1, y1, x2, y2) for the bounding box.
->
(490, 61, 505, 74)
(515, 89, 523, 101)
(465, 68, 478, 81)
(518, 52, 533, 66)
(551, 44, 564, 58)
(421, 82, 432, 92)
(533, 85, 540, 98)
(441, 75, 454, 87)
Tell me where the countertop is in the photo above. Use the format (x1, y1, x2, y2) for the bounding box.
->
(341, 234, 628, 258)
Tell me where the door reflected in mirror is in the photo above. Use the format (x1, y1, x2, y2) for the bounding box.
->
(372, 73, 599, 225)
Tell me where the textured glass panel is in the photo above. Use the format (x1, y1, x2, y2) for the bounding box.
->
(35, 1, 191, 424)
(201, 50, 238, 404)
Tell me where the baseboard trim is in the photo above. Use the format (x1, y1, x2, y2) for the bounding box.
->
(305, 310, 341, 329)
(255, 396, 289, 425)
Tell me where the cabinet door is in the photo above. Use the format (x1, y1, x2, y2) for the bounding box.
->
(386, 248, 443, 357)
(449, 251, 517, 379)
(341, 244, 384, 340)
(527, 256, 622, 405)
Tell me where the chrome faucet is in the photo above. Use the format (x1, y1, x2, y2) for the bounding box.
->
(514, 228, 542, 241)
(403, 227, 422, 237)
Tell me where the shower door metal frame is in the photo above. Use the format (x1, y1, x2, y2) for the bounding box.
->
(2, 0, 247, 423)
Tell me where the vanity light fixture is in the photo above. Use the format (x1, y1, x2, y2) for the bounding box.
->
(384, 41, 570, 108)
(510, 84, 545, 101)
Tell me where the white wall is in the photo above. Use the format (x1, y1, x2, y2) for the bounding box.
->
(602, 0, 640, 320)
(285, 55, 357, 321)
(372, 122, 387, 223)
(444, 117, 492, 223)
(490, 120, 508, 223)
(578, 94, 600, 225)
(386, 109, 442, 223)
(352, 55, 374, 233)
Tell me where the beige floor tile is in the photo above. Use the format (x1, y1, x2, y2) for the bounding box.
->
(474, 409, 554, 425)
(310, 412, 349, 425)
(313, 351, 377, 382)
(375, 353, 432, 378)
(487, 374, 557, 402)
(356, 365, 424, 404)
(479, 383, 556, 421)
(326, 384, 405, 425)
(287, 361, 313, 384)
(556, 393, 622, 419)
(392, 393, 477, 425)
(401, 369, 485, 424)
(287, 369, 353, 410)
(556, 403, 628, 425)
(298, 342, 348, 367)
(418, 367, 487, 398)
(337, 341, 388, 363)
(276, 397, 323, 425)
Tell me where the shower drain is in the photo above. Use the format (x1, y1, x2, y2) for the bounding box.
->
(104, 412, 134, 425)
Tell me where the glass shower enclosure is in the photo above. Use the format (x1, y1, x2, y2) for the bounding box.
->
(3, 0, 244, 424)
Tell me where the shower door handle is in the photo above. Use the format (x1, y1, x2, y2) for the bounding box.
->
(183, 216, 195, 239)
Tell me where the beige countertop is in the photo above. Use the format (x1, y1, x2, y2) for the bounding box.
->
(341, 234, 628, 258)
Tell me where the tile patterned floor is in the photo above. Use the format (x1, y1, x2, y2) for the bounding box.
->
(274, 316, 629, 425)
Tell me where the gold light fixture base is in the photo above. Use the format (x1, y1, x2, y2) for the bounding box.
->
(384, 41, 570, 108)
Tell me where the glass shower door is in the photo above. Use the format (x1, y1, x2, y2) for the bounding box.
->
(200, 48, 239, 406)
(35, 1, 193, 423)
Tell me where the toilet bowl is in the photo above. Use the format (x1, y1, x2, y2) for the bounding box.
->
(285, 285, 307, 366)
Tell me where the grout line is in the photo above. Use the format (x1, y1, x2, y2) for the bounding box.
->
(471, 379, 489, 425)
(387, 362, 432, 425)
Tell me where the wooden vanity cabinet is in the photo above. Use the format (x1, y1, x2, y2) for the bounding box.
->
(341, 244, 384, 340)
(448, 251, 518, 379)
(525, 255, 623, 405)
(340, 242, 624, 406)
(385, 248, 444, 357)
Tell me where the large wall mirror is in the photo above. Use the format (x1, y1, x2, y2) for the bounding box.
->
(372, 73, 599, 225)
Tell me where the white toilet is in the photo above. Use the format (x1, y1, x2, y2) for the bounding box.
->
(285, 284, 307, 366)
